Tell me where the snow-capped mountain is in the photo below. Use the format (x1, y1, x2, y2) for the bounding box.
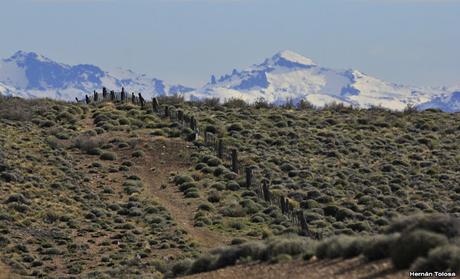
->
(418, 89, 460, 112)
(0, 50, 458, 111)
(0, 51, 194, 100)
(189, 50, 456, 111)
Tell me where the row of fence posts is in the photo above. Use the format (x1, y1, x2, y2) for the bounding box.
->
(154, 99, 319, 239)
(77, 87, 146, 109)
(79, 88, 319, 239)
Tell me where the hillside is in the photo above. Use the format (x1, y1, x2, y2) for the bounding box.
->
(1, 94, 459, 278)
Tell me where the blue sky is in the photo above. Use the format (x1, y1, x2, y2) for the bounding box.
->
(0, 0, 459, 87)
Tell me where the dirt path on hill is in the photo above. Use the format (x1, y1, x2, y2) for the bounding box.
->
(129, 137, 230, 250)
(182, 258, 409, 279)
(79, 108, 229, 251)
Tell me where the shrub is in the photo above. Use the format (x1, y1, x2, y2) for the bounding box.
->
(391, 230, 448, 269)
(100, 152, 117, 161)
(74, 135, 103, 153)
(87, 148, 103, 156)
(227, 123, 243, 132)
(412, 245, 460, 273)
(263, 238, 313, 260)
(189, 254, 217, 274)
(226, 181, 240, 191)
(198, 203, 214, 212)
(231, 238, 246, 245)
(315, 235, 355, 259)
(170, 259, 193, 277)
(342, 238, 369, 259)
(132, 150, 145, 158)
(223, 98, 248, 108)
(179, 182, 197, 192)
(207, 157, 221, 167)
(387, 214, 460, 239)
(363, 234, 400, 261)
(251, 215, 265, 223)
(208, 191, 221, 203)
(220, 203, 246, 217)
(212, 242, 266, 270)
(229, 221, 245, 230)
(183, 238, 314, 276)
(211, 182, 225, 191)
(185, 191, 200, 199)
(174, 175, 194, 185)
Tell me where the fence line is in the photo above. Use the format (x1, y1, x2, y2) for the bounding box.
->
(78, 87, 321, 239)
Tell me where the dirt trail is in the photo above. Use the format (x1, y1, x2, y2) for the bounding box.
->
(131, 137, 229, 250)
(183, 258, 408, 279)
(79, 108, 229, 251)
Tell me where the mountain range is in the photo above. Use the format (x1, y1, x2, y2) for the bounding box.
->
(0, 50, 458, 111)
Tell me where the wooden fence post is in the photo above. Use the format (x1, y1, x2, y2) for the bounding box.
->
(262, 179, 270, 202)
(245, 167, 253, 188)
(139, 93, 145, 109)
(102, 87, 107, 99)
(217, 138, 224, 159)
(231, 149, 239, 174)
(205, 132, 209, 145)
(193, 130, 199, 141)
(121, 87, 126, 102)
(152, 97, 160, 112)
(190, 116, 196, 130)
(280, 196, 286, 214)
(178, 110, 183, 122)
(297, 211, 309, 236)
(164, 106, 170, 118)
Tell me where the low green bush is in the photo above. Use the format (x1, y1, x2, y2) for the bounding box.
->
(315, 235, 355, 259)
(412, 245, 460, 273)
(363, 234, 399, 261)
(132, 150, 145, 158)
(391, 230, 448, 269)
(100, 152, 117, 161)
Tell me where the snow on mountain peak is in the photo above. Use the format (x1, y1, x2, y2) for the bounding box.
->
(271, 50, 316, 67)
(0, 51, 194, 100)
(6, 51, 53, 64)
(0, 50, 458, 112)
(188, 50, 456, 111)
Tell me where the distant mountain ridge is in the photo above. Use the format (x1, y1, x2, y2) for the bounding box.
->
(0, 51, 193, 100)
(0, 50, 458, 111)
(189, 50, 458, 111)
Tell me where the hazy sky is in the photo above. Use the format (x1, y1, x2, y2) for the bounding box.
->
(0, 0, 459, 87)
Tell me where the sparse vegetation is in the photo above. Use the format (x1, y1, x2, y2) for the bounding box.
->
(1, 95, 459, 278)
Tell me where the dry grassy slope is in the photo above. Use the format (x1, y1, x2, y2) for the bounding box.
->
(0, 99, 239, 278)
(174, 102, 460, 238)
(1, 97, 459, 278)
(0, 101, 193, 277)
(78, 109, 231, 249)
